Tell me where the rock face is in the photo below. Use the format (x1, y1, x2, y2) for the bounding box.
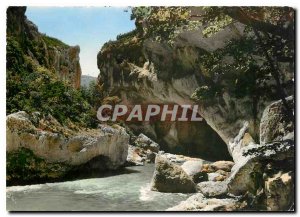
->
(150, 155, 196, 193)
(126, 134, 160, 165)
(126, 145, 145, 166)
(134, 133, 160, 152)
(169, 97, 294, 211)
(167, 193, 242, 211)
(226, 97, 294, 210)
(265, 172, 293, 211)
(6, 111, 129, 184)
(181, 160, 203, 177)
(197, 181, 228, 197)
(97, 8, 293, 162)
(48, 45, 82, 89)
(260, 96, 294, 144)
(7, 6, 81, 89)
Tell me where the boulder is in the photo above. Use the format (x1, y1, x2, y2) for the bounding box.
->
(126, 145, 144, 166)
(228, 97, 295, 197)
(150, 155, 196, 193)
(201, 161, 234, 178)
(167, 193, 241, 211)
(145, 149, 156, 163)
(181, 160, 203, 177)
(134, 133, 160, 153)
(227, 140, 294, 196)
(265, 172, 294, 211)
(260, 96, 294, 144)
(208, 173, 221, 181)
(197, 181, 228, 197)
(210, 161, 234, 172)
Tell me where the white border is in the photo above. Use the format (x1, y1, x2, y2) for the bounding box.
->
(1, 0, 299, 216)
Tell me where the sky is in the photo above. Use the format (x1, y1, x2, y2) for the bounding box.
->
(26, 7, 136, 77)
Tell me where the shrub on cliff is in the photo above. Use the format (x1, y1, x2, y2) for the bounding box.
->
(6, 36, 98, 128)
(191, 7, 294, 121)
(7, 148, 69, 185)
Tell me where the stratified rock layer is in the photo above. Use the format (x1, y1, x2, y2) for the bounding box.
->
(6, 111, 129, 184)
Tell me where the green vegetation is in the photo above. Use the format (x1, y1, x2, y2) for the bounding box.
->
(116, 29, 138, 40)
(131, 6, 190, 43)
(100, 6, 293, 125)
(99, 33, 145, 68)
(6, 36, 97, 128)
(42, 34, 69, 48)
(7, 148, 69, 185)
(191, 7, 294, 121)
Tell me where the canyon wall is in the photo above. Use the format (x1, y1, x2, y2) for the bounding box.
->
(6, 7, 129, 185)
(97, 7, 294, 159)
(7, 6, 81, 89)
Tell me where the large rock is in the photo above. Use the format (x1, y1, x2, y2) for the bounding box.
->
(228, 97, 294, 197)
(197, 181, 228, 197)
(181, 160, 203, 177)
(260, 96, 294, 144)
(265, 172, 294, 211)
(227, 140, 294, 196)
(134, 133, 160, 153)
(167, 193, 241, 211)
(150, 155, 196, 193)
(6, 111, 129, 183)
(209, 161, 234, 172)
(126, 145, 144, 166)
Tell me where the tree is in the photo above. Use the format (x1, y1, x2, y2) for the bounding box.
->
(195, 7, 294, 122)
(130, 6, 294, 127)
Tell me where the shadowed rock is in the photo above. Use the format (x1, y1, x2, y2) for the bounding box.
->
(150, 155, 196, 193)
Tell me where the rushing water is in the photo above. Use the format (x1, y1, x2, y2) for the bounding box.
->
(6, 164, 191, 211)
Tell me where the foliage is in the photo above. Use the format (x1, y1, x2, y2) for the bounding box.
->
(42, 34, 69, 48)
(191, 7, 294, 115)
(99, 32, 145, 68)
(116, 29, 138, 40)
(102, 96, 121, 105)
(7, 148, 69, 185)
(131, 6, 190, 43)
(6, 36, 98, 128)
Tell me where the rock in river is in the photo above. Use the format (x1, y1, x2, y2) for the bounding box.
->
(150, 155, 196, 193)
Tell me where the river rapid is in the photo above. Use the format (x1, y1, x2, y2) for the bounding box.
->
(6, 164, 191, 211)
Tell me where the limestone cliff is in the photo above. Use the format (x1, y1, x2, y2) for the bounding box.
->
(97, 7, 294, 159)
(6, 7, 129, 185)
(7, 6, 81, 89)
(6, 111, 129, 185)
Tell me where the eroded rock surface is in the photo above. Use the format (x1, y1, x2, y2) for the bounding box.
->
(150, 155, 196, 193)
(6, 111, 129, 184)
(167, 193, 242, 211)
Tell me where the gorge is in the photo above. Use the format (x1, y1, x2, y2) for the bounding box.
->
(6, 6, 295, 211)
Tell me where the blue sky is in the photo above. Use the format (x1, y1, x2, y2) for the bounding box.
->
(26, 7, 135, 77)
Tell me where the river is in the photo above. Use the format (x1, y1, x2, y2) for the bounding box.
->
(6, 164, 191, 211)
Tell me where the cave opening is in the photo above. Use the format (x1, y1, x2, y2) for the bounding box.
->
(128, 119, 232, 162)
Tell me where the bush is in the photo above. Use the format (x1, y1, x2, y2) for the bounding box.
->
(6, 37, 98, 128)
(42, 34, 69, 48)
